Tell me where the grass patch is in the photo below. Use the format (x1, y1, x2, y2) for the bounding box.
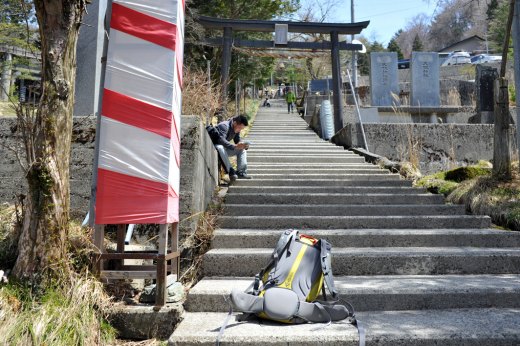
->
(415, 164, 491, 196)
(446, 164, 520, 231)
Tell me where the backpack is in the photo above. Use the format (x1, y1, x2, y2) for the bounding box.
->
(218, 230, 365, 345)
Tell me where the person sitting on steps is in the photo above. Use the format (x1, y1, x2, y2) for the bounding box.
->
(214, 114, 252, 181)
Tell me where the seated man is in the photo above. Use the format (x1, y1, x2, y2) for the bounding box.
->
(214, 114, 251, 180)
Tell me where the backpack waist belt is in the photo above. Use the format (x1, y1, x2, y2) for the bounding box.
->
(231, 288, 351, 323)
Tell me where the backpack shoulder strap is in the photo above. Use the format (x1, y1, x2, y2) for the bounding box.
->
(319, 239, 338, 299)
(249, 229, 299, 294)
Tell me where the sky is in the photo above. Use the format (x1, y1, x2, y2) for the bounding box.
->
(312, 0, 439, 46)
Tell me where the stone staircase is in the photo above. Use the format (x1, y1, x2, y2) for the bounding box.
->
(169, 102, 520, 345)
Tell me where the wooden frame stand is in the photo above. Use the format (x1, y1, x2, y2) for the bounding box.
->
(93, 222, 180, 306)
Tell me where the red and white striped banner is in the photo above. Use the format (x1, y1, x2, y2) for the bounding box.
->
(95, 0, 185, 224)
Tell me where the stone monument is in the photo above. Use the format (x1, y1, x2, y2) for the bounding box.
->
(370, 52, 399, 107)
(475, 64, 498, 124)
(411, 52, 440, 107)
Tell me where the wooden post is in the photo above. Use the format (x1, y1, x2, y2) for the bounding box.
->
(93, 225, 105, 275)
(493, 77, 512, 180)
(171, 222, 180, 276)
(116, 224, 126, 269)
(155, 223, 169, 306)
(330, 31, 344, 134)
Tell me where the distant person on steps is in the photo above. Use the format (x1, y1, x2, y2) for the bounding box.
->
(285, 88, 296, 113)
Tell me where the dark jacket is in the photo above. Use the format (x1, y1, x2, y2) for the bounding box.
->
(215, 118, 240, 150)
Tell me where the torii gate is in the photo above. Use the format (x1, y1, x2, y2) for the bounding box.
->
(197, 16, 369, 133)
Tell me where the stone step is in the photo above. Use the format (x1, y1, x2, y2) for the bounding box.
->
(224, 192, 444, 204)
(228, 186, 419, 194)
(247, 156, 365, 163)
(203, 247, 520, 276)
(218, 215, 491, 229)
(169, 309, 520, 345)
(222, 204, 464, 216)
(185, 274, 520, 312)
(233, 179, 412, 187)
(212, 228, 520, 248)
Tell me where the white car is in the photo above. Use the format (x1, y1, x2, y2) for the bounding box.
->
(471, 54, 502, 64)
(440, 51, 471, 66)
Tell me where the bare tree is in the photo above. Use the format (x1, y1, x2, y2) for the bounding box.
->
(13, 0, 89, 280)
(293, 0, 339, 79)
(396, 14, 430, 58)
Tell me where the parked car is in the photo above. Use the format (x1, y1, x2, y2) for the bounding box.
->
(440, 51, 471, 66)
(398, 59, 410, 69)
(471, 54, 502, 64)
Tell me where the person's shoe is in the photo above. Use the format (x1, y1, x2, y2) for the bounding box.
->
(228, 169, 238, 181)
(237, 172, 252, 179)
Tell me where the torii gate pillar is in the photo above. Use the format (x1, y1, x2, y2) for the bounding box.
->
(330, 31, 344, 133)
(220, 26, 233, 116)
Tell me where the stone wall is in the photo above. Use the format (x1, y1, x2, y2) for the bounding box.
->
(0, 115, 218, 236)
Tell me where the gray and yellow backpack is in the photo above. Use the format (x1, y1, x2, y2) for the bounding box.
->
(218, 229, 365, 345)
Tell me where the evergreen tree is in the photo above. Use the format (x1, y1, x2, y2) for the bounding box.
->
(412, 34, 424, 52)
(488, 0, 511, 54)
(387, 30, 404, 60)
(486, 0, 499, 21)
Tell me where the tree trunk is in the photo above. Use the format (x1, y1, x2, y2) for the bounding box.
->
(13, 0, 87, 279)
(493, 77, 512, 180)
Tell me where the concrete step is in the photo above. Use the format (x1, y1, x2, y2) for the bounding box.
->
(218, 215, 491, 229)
(247, 149, 350, 154)
(247, 163, 374, 168)
(203, 247, 520, 276)
(247, 156, 365, 163)
(243, 174, 400, 181)
(224, 192, 445, 205)
(212, 228, 520, 248)
(228, 186, 422, 194)
(247, 168, 383, 174)
(169, 309, 520, 345)
(233, 179, 412, 187)
(185, 274, 520, 312)
(222, 204, 464, 216)
(248, 143, 344, 148)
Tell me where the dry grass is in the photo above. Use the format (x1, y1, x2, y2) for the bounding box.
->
(182, 67, 222, 126)
(0, 101, 16, 117)
(179, 202, 223, 289)
(0, 204, 117, 345)
(0, 272, 116, 346)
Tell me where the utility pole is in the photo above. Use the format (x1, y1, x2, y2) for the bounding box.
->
(351, 0, 358, 88)
(513, 0, 520, 163)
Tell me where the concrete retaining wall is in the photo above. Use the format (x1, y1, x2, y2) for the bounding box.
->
(332, 122, 517, 173)
(0, 115, 218, 237)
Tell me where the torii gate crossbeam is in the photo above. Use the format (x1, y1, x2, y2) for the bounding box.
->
(197, 16, 369, 133)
